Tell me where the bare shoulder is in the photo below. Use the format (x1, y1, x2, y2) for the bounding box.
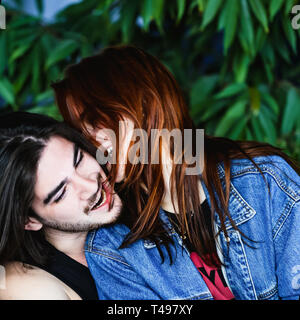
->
(0, 262, 80, 300)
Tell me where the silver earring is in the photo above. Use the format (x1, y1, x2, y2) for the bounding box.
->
(107, 146, 113, 158)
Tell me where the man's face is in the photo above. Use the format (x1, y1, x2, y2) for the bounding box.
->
(31, 136, 122, 232)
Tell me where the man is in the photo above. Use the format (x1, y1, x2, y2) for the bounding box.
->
(0, 112, 122, 300)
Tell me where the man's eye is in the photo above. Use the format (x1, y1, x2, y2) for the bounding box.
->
(75, 150, 84, 168)
(54, 187, 66, 203)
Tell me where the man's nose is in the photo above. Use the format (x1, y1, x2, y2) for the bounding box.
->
(73, 172, 99, 200)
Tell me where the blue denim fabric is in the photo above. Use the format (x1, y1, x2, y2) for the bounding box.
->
(85, 155, 300, 300)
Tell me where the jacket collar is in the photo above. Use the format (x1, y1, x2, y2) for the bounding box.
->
(201, 164, 256, 231)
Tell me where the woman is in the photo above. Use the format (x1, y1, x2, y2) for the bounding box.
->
(52, 45, 300, 300)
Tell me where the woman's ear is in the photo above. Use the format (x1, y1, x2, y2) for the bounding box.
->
(24, 217, 43, 231)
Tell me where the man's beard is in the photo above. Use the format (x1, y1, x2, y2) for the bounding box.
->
(33, 214, 121, 233)
(31, 202, 122, 233)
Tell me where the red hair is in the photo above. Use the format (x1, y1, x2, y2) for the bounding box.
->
(52, 45, 300, 266)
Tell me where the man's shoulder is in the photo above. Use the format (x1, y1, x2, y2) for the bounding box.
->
(0, 262, 72, 300)
(87, 223, 130, 251)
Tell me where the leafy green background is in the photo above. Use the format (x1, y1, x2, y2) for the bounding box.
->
(1, 0, 300, 161)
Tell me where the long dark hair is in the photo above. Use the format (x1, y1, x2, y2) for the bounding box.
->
(0, 112, 96, 267)
(52, 45, 300, 266)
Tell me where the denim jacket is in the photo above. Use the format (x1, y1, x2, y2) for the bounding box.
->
(85, 156, 300, 300)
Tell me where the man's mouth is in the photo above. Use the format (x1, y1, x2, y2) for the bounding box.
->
(90, 185, 110, 211)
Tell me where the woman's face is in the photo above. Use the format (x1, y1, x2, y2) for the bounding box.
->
(85, 118, 135, 182)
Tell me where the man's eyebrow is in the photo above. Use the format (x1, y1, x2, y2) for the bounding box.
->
(43, 143, 77, 205)
(43, 179, 67, 205)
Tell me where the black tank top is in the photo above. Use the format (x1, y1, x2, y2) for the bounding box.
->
(23, 243, 98, 300)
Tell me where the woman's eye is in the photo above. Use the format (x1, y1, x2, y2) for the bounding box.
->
(75, 150, 84, 168)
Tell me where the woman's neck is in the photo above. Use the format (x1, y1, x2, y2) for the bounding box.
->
(160, 148, 206, 213)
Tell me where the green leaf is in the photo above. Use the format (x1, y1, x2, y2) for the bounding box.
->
(261, 41, 275, 67)
(32, 45, 41, 93)
(233, 54, 251, 83)
(228, 115, 248, 140)
(0, 78, 16, 108)
(275, 36, 291, 63)
(249, 0, 269, 33)
(251, 116, 264, 141)
(190, 75, 219, 111)
(217, 5, 226, 31)
(9, 16, 39, 29)
(269, 0, 284, 21)
(0, 33, 7, 76)
(141, 0, 153, 31)
(258, 105, 277, 144)
(261, 92, 279, 115)
(240, 0, 255, 56)
(282, 16, 297, 54)
(26, 104, 62, 121)
(281, 87, 300, 135)
(176, 0, 186, 23)
(153, 0, 165, 30)
(223, 0, 239, 54)
(13, 54, 33, 93)
(35, 0, 44, 14)
(246, 127, 254, 140)
(263, 59, 273, 84)
(201, 0, 222, 30)
(197, 0, 205, 12)
(254, 26, 267, 54)
(45, 40, 78, 69)
(215, 99, 248, 136)
(214, 83, 247, 99)
(249, 87, 260, 115)
(34, 90, 54, 104)
(285, 0, 295, 15)
(121, 0, 139, 42)
(9, 42, 32, 64)
(200, 100, 228, 121)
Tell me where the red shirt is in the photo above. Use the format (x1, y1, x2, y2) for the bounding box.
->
(165, 200, 235, 300)
(190, 252, 234, 300)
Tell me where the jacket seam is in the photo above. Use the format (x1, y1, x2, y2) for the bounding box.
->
(214, 180, 256, 229)
(85, 248, 131, 267)
(172, 293, 213, 300)
(86, 230, 96, 251)
(273, 200, 297, 240)
(257, 285, 278, 300)
(236, 231, 258, 300)
(230, 169, 299, 202)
